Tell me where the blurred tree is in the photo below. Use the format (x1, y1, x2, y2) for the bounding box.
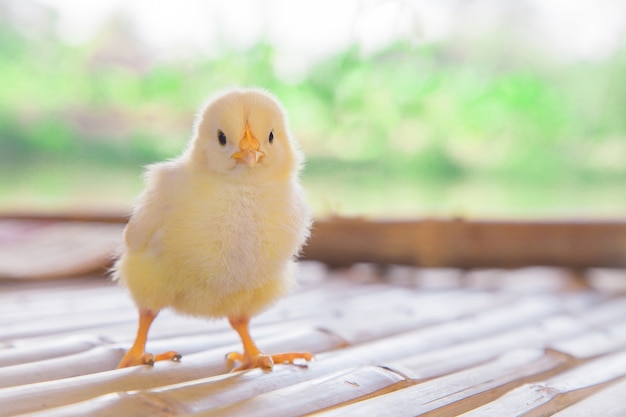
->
(0, 0, 624, 215)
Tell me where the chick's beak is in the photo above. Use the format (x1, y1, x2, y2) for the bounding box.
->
(232, 124, 264, 167)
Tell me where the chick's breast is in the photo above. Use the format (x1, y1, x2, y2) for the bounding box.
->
(118, 164, 311, 320)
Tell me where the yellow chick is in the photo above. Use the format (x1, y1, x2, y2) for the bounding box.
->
(114, 88, 312, 371)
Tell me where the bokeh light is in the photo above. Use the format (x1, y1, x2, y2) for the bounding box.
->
(1, 0, 625, 218)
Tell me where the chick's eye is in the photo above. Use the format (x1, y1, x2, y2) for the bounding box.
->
(217, 130, 227, 146)
(268, 130, 274, 144)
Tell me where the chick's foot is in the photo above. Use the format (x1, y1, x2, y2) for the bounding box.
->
(226, 351, 274, 371)
(117, 308, 181, 368)
(117, 349, 181, 368)
(226, 351, 313, 372)
(271, 351, 314, 365)
(227, 316, 314, 372)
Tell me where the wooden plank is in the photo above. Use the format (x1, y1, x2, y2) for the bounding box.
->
(195, 366, 405, 417)
(387, 313, 585, 380)
(29, 366, 405, 417)
(0, 328, 344, 416)
(311, 349, 571, 417)
(460, 349, 626, 417)
(552, 377, 626, 417)
(2, 215, 626, 269)
(567, 298, 626, 326)
(0, 212, 129, 224)
(20, 393, 180, 417)
(0, 293, 563, 415)
(0, 337, 102, 368)
(308, 289, 513, 344)
(0, 346, 124, 389)
(0, 321, 313, 388)
(0, 328, 260, 388)
(587, 268, 626, 293)
(0, 221, 123, 280)
(304, 218, 626, 269)
(0, 306, 133, 342)
(552, 321, 626, 359)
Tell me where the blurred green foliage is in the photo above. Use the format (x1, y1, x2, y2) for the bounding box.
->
(1, 7, 625, 216)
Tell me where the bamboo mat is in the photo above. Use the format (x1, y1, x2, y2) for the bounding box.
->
(2, 260, 626, 416)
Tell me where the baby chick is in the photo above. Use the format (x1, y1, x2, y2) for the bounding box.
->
(114, 88, 312, 371)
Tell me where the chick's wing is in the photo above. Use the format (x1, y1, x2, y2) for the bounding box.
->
(124, 163, 179, 252)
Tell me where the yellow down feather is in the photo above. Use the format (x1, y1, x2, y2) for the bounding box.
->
(113, 88, 311, 320)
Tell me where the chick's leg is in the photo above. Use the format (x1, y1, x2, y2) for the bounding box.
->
(226, 316, 313, 371)
(117, 308, 181, 368)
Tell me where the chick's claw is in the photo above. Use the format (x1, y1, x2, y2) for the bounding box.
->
(226, 351, 314, 372)
(117, 350, 181, 369)
(227, 351, 274, 372)
(271, 352, 314, 366)
(154, 351, 182, 362)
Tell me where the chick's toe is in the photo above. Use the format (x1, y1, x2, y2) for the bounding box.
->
(227, 351, 275, 372)
(117, 350, 181, 368)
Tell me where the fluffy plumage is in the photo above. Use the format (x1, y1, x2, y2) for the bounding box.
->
(114, 88, 312, 370)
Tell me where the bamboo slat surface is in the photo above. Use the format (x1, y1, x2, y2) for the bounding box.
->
(1, 217, 626, 416)
(0, 264, 625, 416)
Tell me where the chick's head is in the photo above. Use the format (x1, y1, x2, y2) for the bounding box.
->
(188, 88, 302, 180)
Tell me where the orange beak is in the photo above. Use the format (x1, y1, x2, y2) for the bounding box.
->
(231, 124, 265, 167)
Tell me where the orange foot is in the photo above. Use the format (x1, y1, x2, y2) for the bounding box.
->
(117, 308, 181, 369)
(227, 316, 313, 372)
(226, 351, 313, 371)
(118, 348, 181, 368)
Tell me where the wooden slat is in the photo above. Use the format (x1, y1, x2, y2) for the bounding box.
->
(552, 377, 626, 417)
(307, 289, 512, 343)
(1, 214, 626, 269)
(0, 293, 565, 415)
(552, 321, 626, 359)
(0, 212, 129, 224)
(386, 313, 585, 380)
(197, 366, 405, 417)
(311, 349, 572, 417)
(0, 337, 101, 367)
(304, 218, 626, 269)
(34, 366, 405, 417)
(309, 293, 622, 415)
(0, 221, 123, 279)
(0, 326, 285, 388)
(0, 270, 625, 416)
(2, 219, 626, 417)
(0, 328, 345, 416)
(460, 349, 626, 417)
